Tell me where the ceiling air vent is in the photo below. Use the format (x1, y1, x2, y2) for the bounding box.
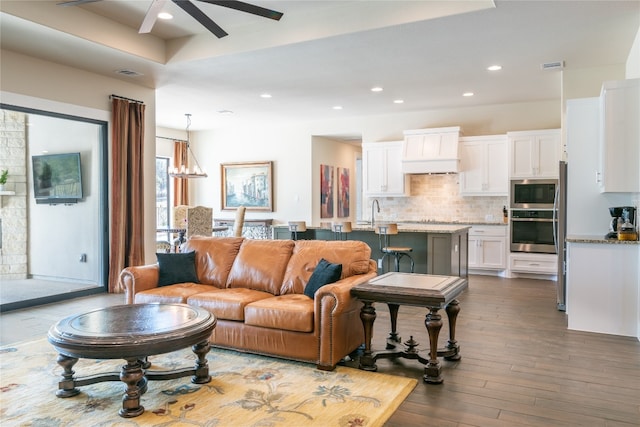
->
(115, 69, 143, 77)
(541, 61, 565, 71)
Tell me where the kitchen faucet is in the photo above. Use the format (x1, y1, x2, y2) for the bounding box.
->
(371, 199, 380, 229)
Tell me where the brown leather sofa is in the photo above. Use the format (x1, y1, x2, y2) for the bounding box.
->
(119, 236, 377, 370)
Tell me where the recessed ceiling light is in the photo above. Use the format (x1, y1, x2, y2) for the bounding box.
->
(260, 93, 272, 98)
(487, 65, 502, 71)
(463, 92, 474, 97)
(158, 12, 173, 20)
(333, 106, 343, 110)
(371, 86, 383, 92)
(393, 99, 404, 104)
(217, 110, 234, 114)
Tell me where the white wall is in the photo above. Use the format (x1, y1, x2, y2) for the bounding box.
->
(627, 27, 640, 79)
(3, 31, 637, 273)
(565, 98, 632, 236)
(156, 126, 186, 158)
(1, 49, 158, 269)
(191, 125, 313, 224)
(189, 100, 561, 226)
(312, 136, 360, 226)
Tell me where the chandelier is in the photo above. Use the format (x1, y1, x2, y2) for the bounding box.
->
(168, 113, 208, 179)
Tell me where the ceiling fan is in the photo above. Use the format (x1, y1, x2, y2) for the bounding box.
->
(58, 0, 284, 38)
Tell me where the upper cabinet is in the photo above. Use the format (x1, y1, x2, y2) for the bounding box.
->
(459, 135, 508, 196)
(402, 126, 461, 174)
(508, 129, 561, 179)
(597, 79, 640, 193)
(362, 141, 409, 197)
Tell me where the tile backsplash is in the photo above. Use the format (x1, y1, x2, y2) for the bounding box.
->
(368, 174, 508, 224)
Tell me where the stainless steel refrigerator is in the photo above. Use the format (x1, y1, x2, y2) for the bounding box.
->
(554, 160, 567, 311)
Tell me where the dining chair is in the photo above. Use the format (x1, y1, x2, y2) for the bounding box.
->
(234, 206, 246, 237)
(186, 206, 213, 238)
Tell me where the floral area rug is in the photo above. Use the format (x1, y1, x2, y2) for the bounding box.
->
(0, 338, 416, 426)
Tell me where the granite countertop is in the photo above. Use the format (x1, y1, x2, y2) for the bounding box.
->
(274, 221, 484, 233)
(566, 235, 640, 245)
(352, 223, 472, 233)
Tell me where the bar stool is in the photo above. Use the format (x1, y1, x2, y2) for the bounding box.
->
(331, 221, 352, 240)
(375, 223, 414, 273)
(288, 221, 307, 240)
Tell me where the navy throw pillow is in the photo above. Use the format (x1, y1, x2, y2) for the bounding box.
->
(304, 258, 342, 299)
(156, 251, 199, 287)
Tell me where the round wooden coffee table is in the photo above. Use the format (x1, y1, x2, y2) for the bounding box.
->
(47, 303, 216, 418)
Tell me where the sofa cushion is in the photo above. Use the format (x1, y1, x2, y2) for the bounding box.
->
(182, 236, 244, 288)
(187, 288, 273, 321)
(134, 283, 215, 304)
(303, 258, 342, 298)
(281, 240, 372, 294)
(156, 251, 198, 287)
(244, 294, 315, 332)
(226, 239, 295, 295)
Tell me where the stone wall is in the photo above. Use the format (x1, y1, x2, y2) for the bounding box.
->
(0, 110, 28, 280)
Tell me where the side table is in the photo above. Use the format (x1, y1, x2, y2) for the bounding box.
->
(351, 272, 468, 384)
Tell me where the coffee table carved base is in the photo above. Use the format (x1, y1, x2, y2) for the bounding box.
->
(49, 304, 216, 418)
(55, 340, 212, 418)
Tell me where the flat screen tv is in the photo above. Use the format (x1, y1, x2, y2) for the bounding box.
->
(32, 152, 83, 204)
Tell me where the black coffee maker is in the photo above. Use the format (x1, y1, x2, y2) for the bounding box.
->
(606, 206, 637, 239)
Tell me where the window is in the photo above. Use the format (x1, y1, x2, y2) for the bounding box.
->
(156, 157, 170, 242)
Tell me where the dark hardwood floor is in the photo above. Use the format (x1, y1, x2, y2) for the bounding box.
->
(367, 275, 640, 427)
(1, 275, 638, 425)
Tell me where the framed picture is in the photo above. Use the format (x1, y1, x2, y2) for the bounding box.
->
(337, 167, 350, 217)
(221, 161, 273, 211)
(320, 164, 334, 218)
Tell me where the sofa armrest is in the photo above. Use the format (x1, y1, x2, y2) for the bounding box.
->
(314, 266, 378, 370)
(315, 272, 375, 311)
(120, 264, 160, 304)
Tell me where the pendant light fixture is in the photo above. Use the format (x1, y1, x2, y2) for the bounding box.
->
(168, 113, 208, 179)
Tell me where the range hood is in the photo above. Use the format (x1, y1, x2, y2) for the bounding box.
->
(401, 126, 461, 174)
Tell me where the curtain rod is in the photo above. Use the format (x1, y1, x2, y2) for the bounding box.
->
(157, 135, 188, 143)
(110, 94, 144, 104)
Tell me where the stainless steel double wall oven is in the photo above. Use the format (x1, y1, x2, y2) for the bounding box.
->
(510, 179, 558, 254)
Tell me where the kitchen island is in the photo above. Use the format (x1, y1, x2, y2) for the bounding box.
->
(273, 223, 470, 277)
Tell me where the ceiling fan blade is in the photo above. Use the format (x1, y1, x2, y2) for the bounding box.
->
(57, 0, 103, 6)
(198, 0, 283, 21)
(139, 0, 167, 34)
(172, 0, 228, 38)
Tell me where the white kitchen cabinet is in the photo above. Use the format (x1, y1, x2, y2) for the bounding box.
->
(362, 141, 409, 197)
(468, 225, 507, 270)
(509, 252, 557, 274)
(566, 241, 639, 337)
(402, 126, 461, 174)
(508, 129, 560, 179)
(597, 79, 640, 193)
(459, 135, 508, 196)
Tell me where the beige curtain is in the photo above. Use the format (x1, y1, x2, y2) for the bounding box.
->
(109, 97, 145, 293)
(173, 140, 189, 206)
